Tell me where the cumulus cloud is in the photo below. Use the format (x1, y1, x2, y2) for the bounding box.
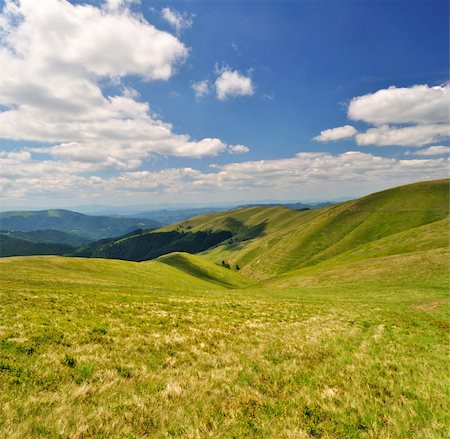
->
(161, 7, 193, 35)
(215, 68, 254, 101)
(355, 124, 450, 147)
(348, 84, 449, 125)
(192, 80, 210, 99)
(405, 145, 450, 156)
(0, 0, 245, 167)
(314, 84, 450, 148)
(28, 136, 247, 170)
(229, 145, 250, 154)
(313, 125, 357, 142)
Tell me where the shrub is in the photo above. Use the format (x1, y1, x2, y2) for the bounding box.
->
(62, 354, 77, 368)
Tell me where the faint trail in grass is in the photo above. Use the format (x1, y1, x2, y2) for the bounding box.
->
(413, 298, 449, 312)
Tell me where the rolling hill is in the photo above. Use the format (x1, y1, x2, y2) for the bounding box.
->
(87, 179, 447, 278)
(157, 252, 253, 288)
(70, 179, 449, 276)
(0, 255, 248, 292)
(0, 209, 161, 240)
(177, 179, 449, 279)
(0, 179, 449, 438)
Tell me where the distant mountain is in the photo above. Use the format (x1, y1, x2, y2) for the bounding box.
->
(0, 209, 161, 240)
(87, 204, 335, 225)
(63, 199, 344, 217)
(121, 208, 229, 225)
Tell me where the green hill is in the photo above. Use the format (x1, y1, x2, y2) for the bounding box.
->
(157, 252, 253, 288)
(0, 209, 160, 240)
(73, 205, 302, 262)
(0, 229, 93, 258)
(0, 255, 240, 292)
(177, 179, 449, 279)
(69, 179, 449, 274)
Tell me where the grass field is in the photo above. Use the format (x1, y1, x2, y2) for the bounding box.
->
(0, 252, 448, 438)
(1, 180, 449, 438)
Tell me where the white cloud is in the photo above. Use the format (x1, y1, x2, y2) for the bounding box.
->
(215, 68, 254, 101)
(0, 0, 188, 83)
(406, 145, 450, 156)
(313, 125, 357, 142)
(314, 84, 450, 147)
(192, 80, 210, 99)
(159, 138, 247, 157)
(348, 84, 449, 125)
(2, 150, 447, 201)
(229, 144, 250, 154)
(355, 124, 449, 147)
(28, 136, 246, 170)
(161, 7, 193, 35)
(0, 0, 245, 166)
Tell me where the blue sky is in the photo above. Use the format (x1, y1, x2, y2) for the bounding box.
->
(146, 0, 448, 163)
(0, 0, 448, 208)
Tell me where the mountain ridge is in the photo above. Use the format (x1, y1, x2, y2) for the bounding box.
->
(0, 209, 161, 240)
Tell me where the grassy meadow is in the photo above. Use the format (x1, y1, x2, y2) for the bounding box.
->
(0, 251, 448, 438)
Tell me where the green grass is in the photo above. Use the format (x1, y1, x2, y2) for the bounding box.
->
(0, 252, 448, 438)
(190, 179, 449, 280)
(157, 252, 254, 288)
(0, 255, 242, 293)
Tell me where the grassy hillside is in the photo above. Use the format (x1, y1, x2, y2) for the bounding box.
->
(157, 252, 253, 288)
(66, 179, 449, 271)
(0, 209, 160, 240)
(0, 252, 448, 438)
(170, 179, 448, 279)
(0, 255, 244, 292)
(73, 205, 303, 262)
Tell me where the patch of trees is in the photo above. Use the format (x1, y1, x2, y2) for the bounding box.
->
(221, 260, 231, 269)
(74, 230, 233, 262)
(0, 235, 76, 257)
(221, 260, 241, 270)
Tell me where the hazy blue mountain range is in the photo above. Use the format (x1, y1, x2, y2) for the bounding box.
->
(0, 209, 160, 240)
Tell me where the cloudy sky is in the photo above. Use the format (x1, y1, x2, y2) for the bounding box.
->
(0, 0, 448, 208)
